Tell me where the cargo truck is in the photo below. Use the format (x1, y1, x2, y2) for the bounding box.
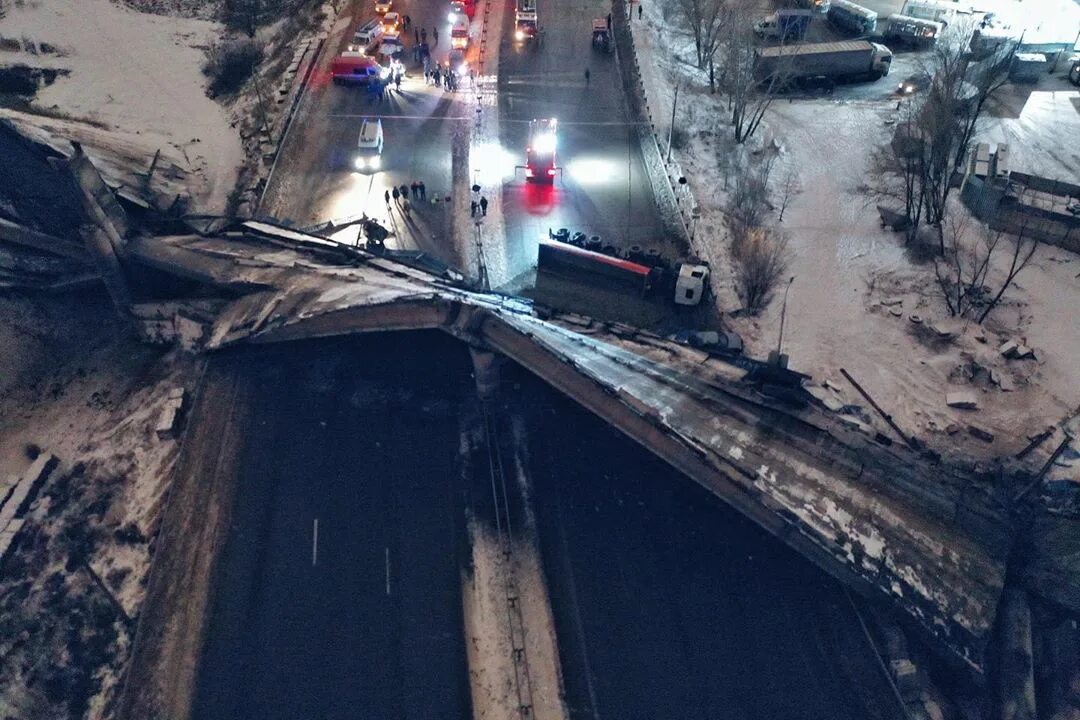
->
(754, 9, 814, 40)
(755, 40, 893, 84)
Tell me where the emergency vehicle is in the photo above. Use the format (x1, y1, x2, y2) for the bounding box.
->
(354, 118, 384, 172)
(525, 118, 557, 182)
(514, 0, 538, 43)
(375, 0, 392, 13)
(331, 53, 388, 85)
(451, 18, 470, 49)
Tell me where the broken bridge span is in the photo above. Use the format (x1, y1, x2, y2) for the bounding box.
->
(118, 219, 1011, 673)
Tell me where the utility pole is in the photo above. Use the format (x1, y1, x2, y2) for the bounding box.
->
(666, 84, 679, 163)
(775, 275, 795, 358)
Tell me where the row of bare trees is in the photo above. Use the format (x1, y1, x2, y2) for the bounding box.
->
(871, 29, 1038, 322)
(874, 29, 1016, 251)
(666, 0, 786, 144)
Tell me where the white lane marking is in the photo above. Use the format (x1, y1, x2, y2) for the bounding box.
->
(326, 113, 472, 120)
(385, 547, 391, 596)
(312, 519, 319, 567)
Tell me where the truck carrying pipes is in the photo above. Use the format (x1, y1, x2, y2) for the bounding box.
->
(754, 40, 893, 84)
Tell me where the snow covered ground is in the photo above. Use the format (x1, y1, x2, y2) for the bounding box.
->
(629, 3, 1080, 455)
(0, 0, 243, 212)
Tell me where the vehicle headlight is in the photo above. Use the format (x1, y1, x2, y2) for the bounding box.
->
(515, 30, 524, 40)
(370, 155, 381, 170)
(449, 12, 454, 20)
(354, 156, 366, 170)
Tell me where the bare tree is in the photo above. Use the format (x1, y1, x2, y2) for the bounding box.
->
(977, 197, 1039, 323)
(668, 0, 734, 71)
(953, 35, 1017, 171)
(224, 0, 263, 37)
(732, 227, 790, 311)
(725, 149, 775, 236)
(776, 166, 800, 221)
(933, 213, 1000, 317)
(720, 6, 790, 144)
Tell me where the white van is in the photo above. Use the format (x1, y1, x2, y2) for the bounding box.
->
(353, 19, 383, 47)
(354, 118, 384, 172)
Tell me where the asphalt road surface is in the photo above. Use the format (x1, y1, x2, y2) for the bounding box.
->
(193, 334, 472, 720)
(260, 0, 475, 260)
(523, 379, 907, 720)
(497, 0, 669, 277)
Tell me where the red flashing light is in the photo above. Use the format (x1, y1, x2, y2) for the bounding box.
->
(547, 168, 555, 175)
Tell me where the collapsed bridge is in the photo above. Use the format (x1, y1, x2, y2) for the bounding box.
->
(115, 218, 1011, 673)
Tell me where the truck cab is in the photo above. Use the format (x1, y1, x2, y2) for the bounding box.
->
(525, 118, 557, 182)
(451, 18, 470, 49)
(754, 9, 814, 40)
(354, 118, 384, 172)
(591, 18, 612, 52)
(515, 0, 538, 43)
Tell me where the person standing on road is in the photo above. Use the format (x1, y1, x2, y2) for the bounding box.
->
(414, 27, 420, 44)
(418, 181, 426, 200)
(421, 28, 427, 43)
(384, 189, 391, 206)
(392, 186, 400, 203)
(395, 72, 402, 90)
(606, 12, 611, 28)
(584, 67, 590, 84)
(399, 184, 409, 199)
(479, 196, 488, 216)
(638, 4, 642, 19)
(404, 14, 411, 28)
(402, 197, 412, 218)
(470, 200, 478, 217)
(433, 27, 439, 45)
(411, 181, 419, 199)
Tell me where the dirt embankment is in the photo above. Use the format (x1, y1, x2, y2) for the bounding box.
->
(114, 354, 258, 720)
(0, 291, 196, 719)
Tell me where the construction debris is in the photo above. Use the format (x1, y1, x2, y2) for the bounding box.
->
(155, 388, 187, 440)
(1000, 340, 1036, 360)
(968, 425, 995, 443)
(946, 391, 980, 410)
(0, 452, 58, 562)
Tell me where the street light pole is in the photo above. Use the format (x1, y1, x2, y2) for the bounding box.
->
(666, 84, 679, 163)
(776, 275, 795, 358)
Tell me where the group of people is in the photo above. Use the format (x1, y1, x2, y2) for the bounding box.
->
(428, 65, 460, 90)
(470, 196, 489, 218)
(384, 181, 431, 216)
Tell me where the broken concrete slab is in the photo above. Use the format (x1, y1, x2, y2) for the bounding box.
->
(1001, 341, 1036, 360)
(0, 453, 57, 528)
(155, 389, 187, 440)
(969, 425, 995, 443)
(947, 391, 980, 410)
(0, 518, 26, 562)
(881, 297, 904, 306)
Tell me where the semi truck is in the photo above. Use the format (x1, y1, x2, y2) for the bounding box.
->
(754, 9, 814, 40)
(755, 40, 893, 84)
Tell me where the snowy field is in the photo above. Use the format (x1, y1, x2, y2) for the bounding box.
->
(0, 0, 243, 212)
(630, 1, 1080, 454)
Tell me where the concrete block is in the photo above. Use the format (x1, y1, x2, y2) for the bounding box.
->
(155, 393, 186, 440)
(968, 425, 995, 443)
(1000, 340, 1019, 357)
(946, 391, 979, 410)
